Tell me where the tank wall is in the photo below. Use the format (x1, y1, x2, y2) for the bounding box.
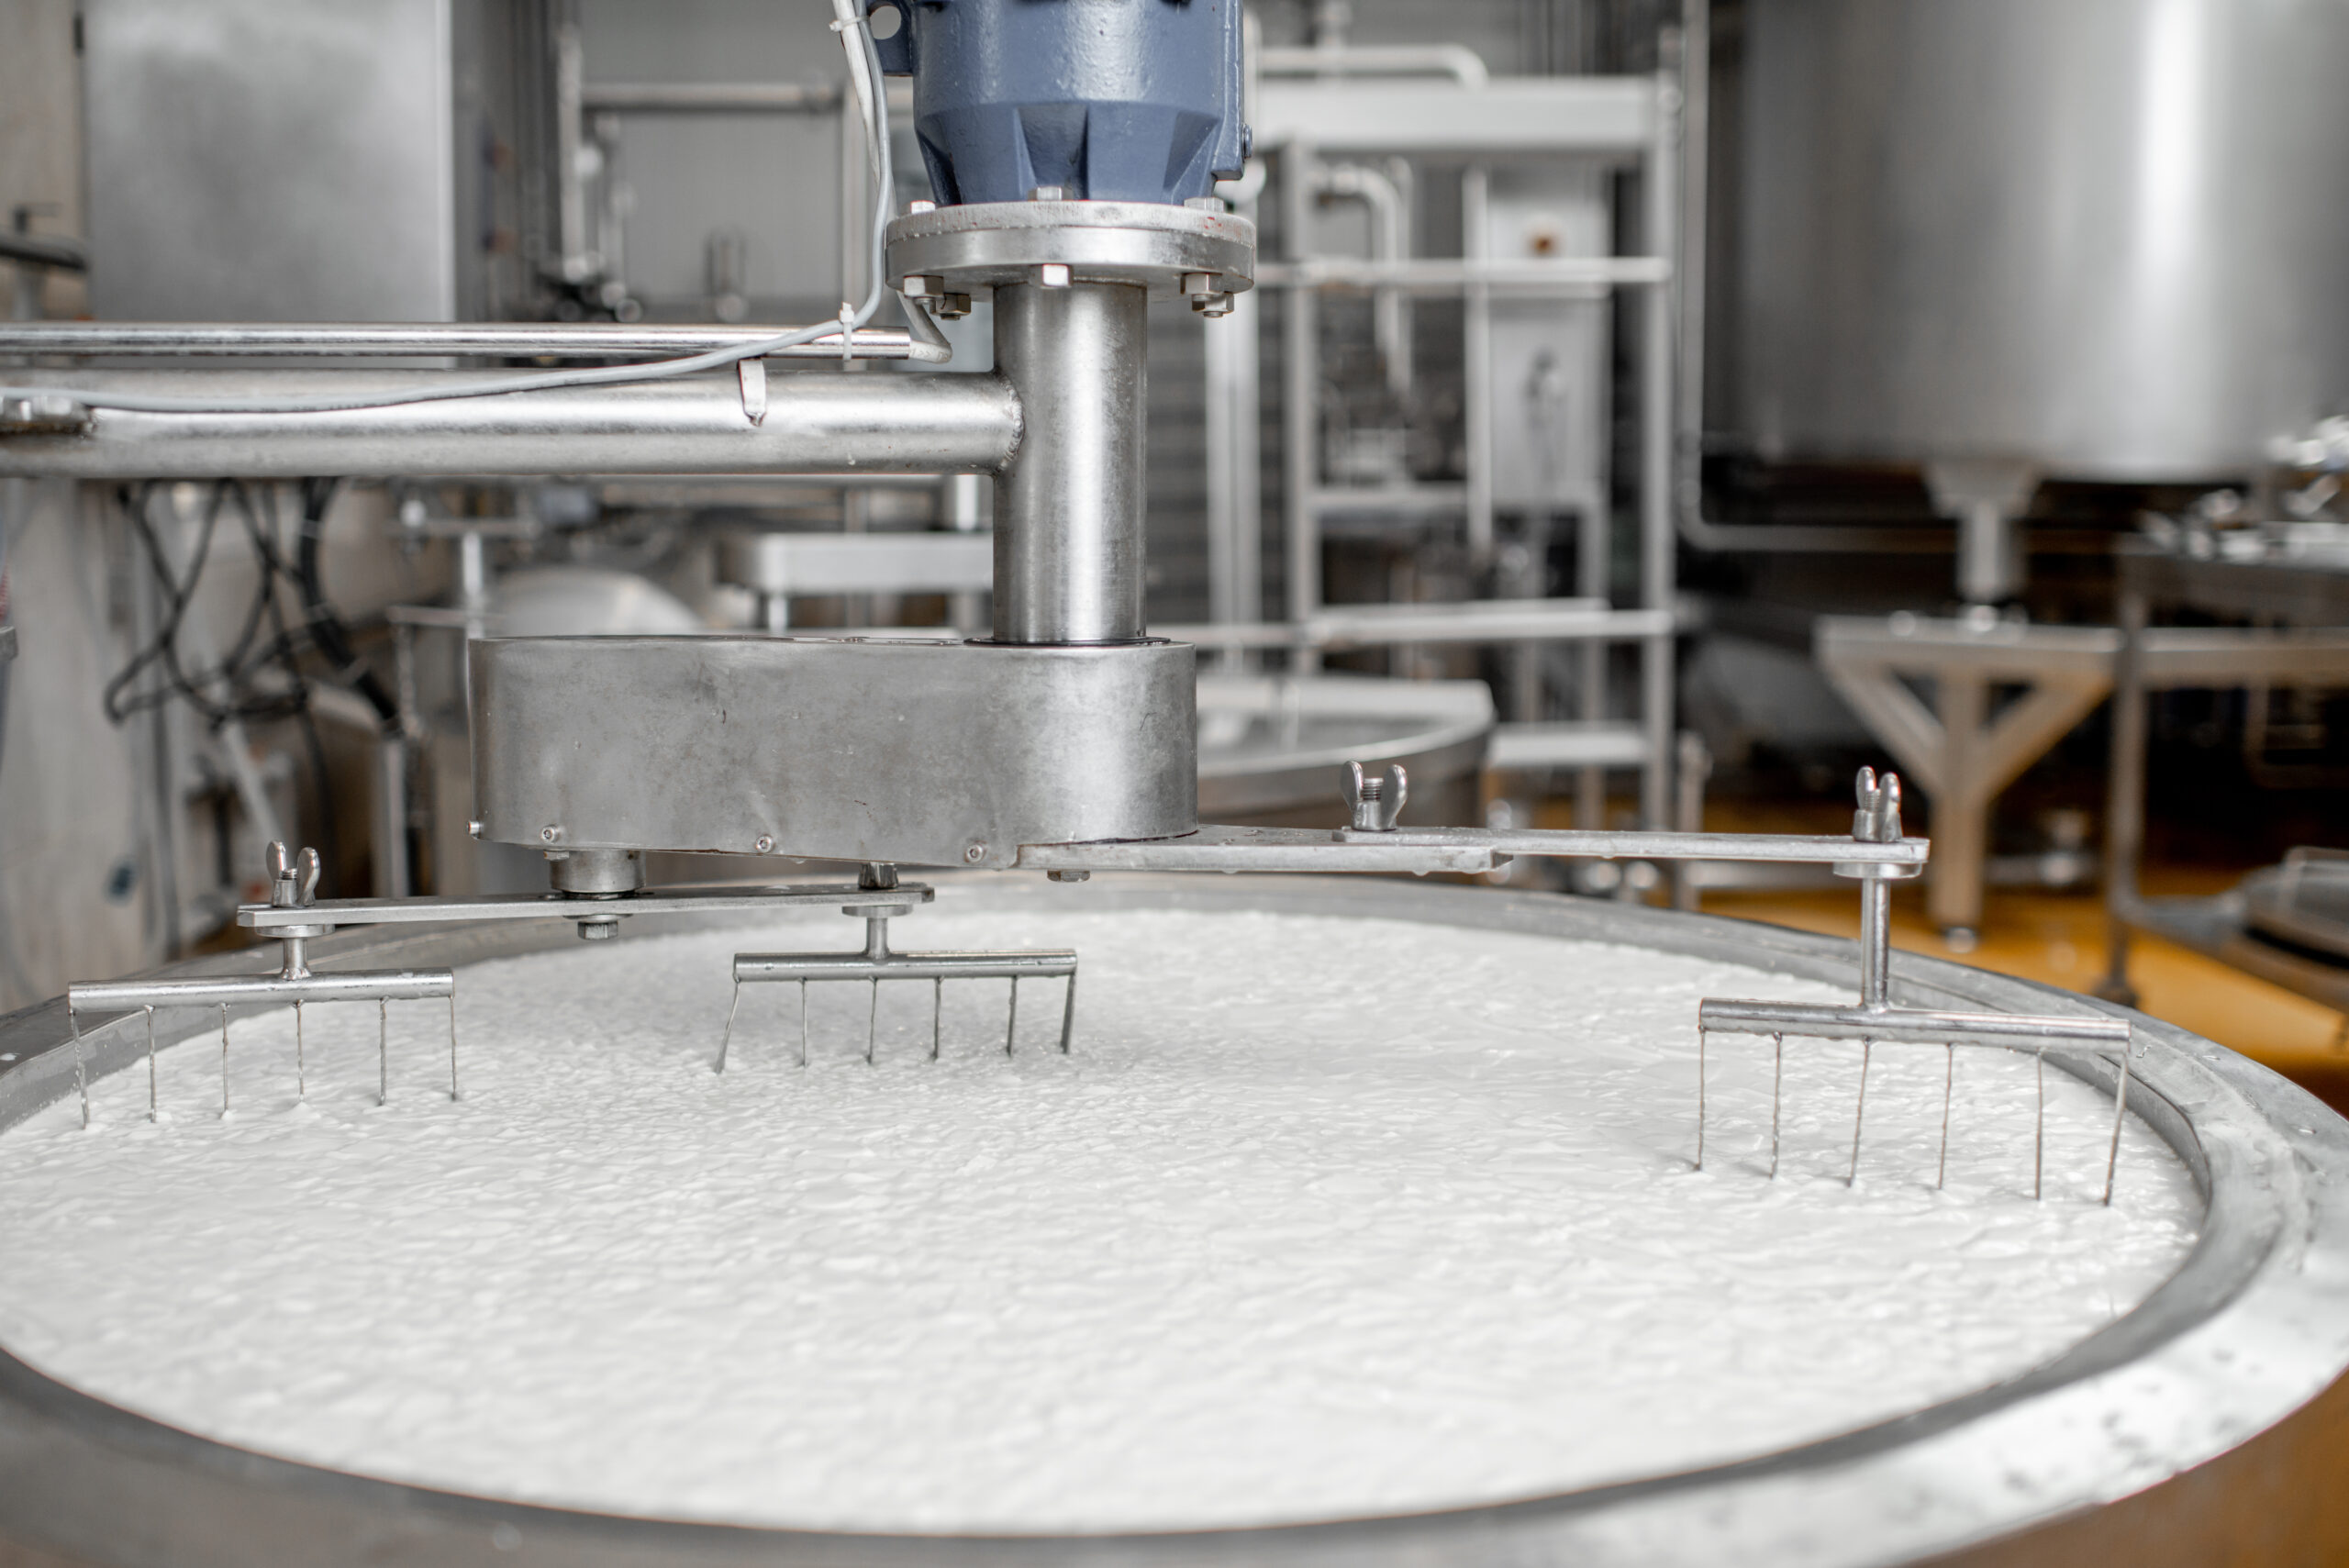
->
(1736, 0, 2349, 481)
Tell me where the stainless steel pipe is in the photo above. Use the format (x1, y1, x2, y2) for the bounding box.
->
(0, 370, 1021, 480)
(991, 282, 1149, 644)
(0, 321, 939, 361)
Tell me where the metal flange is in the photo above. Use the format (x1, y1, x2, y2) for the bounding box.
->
(885, 199, 1256, 306)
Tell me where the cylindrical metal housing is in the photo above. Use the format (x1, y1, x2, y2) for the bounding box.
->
(872, 0, 1247, 206)
(1737, 0, 2349, 480)
(0, 371, 1023, 480)
(991, 281, 1150, 644)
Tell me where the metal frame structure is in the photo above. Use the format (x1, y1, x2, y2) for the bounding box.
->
(1225, 63, 1683, 830)
(2100, 542, 2349, 1010)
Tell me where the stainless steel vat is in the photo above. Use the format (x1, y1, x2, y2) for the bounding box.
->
(1196, 674, 1495, 828)
(1738, 0, 2349, 482)
(2, 875, 2347, 1566)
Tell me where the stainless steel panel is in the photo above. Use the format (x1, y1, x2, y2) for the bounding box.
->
(469, 635, 1197, 866)
(1740, 0, 2349, 480)
(82, 0, 460, 322)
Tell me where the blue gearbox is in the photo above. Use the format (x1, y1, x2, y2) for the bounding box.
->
(866, 0, 1249, 206)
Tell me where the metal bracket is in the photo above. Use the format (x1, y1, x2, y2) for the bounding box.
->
(1341, 761, 1408, 832)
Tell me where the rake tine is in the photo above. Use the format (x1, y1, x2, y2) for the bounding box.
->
(2102, 1044, 2132, 1207)
(379, 998, 389, 1105)
(797, 979, 810, 1068)
(1005, 975, 1020, 1058)
(295, 1001, 306, 1102)
(146, 1006, 158, 1123)
(1695, 1025, 1708, 1172)
(1937, 1043, 1954, 1190)
(715, 982, 743, 1074)
(865, 977, 880, 1065)
(447, 995, 460, 1101)
(219, 1004, 231, 1117)
(1769, 1032, 1783, 1180)
(2033, 1049, 2045, 1201)
(68, 1006, 88, 1130)
(1847, 1038, 1871, 1187)
(931, 976, 942, 1062)
(1058, 969, 1077, 1055)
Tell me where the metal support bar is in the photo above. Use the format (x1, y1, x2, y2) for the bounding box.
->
(992, 281, 1150, 643)
(240, 882, 939, 935)
(0, 371, 1022, 480)
(0, 322, 942, 361)
(1019, 820, 1926, 876)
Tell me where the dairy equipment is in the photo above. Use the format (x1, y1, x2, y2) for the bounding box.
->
(1, 5, 2346, 1559)
(1738, 0, 2349, 601)
(4, 877, 2348, 1564)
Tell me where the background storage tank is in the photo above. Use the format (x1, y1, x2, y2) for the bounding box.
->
(1735, 0, 2349, 594)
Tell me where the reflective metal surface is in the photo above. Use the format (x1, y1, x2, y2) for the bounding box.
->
(0, 322, 942, 361)
(469, 635, 1197, 869)
(992, 283, 1149, 643)
(1739, 0, 2349, 479)
(1196, 674, 1493, 820)
(1, 876, 2344, 1566)
(885, 200, 1255, 302)
(0, 370, 1023, 480)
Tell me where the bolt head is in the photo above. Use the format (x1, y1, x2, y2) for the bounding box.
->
(1047, 869, 1091, 884)
(963, 843, 986, 864)
(576, 918, 618, 941)
(934, 292, 973, 318)
(1037, 262, 1072, 289)
(1195, 294, 1236, 317)
(907, 198, 936, 215)
(1185, 195, 1225, 212)
(468, 819, 486, 840)
(901, 274, 934, 299)
(1027, 185, 1068, 203)
(754, 835, 776, 854)
(540, 825, 562, 844)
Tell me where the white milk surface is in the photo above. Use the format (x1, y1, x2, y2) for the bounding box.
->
(0, 906, 2199, 1532)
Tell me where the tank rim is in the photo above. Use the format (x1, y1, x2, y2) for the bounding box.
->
(0, 873, 2341, 1568)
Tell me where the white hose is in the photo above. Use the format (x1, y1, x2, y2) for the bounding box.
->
(0, 4, 898, 417)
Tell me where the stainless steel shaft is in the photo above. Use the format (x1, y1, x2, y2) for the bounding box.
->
(0, 371, 1021, 480)
(991, 282, 1150, 643)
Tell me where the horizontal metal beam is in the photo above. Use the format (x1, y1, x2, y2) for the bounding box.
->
(1252, 77, 1658, 154)
(735, 949, 1075, 984)
(1698, 998, 2131, 1051)
(70, 967, 453, 1013)
(578, 81, 842, 115)
(0, 321, 937, 361)
(239, 883, 937, 934)
(1018, 824, 1930, 874)
(0, 371, 1022, 480)
(1256, 257, 1669, 293)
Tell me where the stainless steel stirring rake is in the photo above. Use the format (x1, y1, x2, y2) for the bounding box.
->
(64, 843, 458, 1124)
(1694, 769, 2137, 1203)
(716, 863, 1077, 1071)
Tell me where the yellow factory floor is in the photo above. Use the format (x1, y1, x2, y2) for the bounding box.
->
(1683, 802, 2349, 1113)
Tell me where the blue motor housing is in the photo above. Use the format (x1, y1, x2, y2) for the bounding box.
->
(866, 0, 1248, 207)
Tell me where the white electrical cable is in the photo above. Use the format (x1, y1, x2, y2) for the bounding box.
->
(0, 3, 897, 417)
